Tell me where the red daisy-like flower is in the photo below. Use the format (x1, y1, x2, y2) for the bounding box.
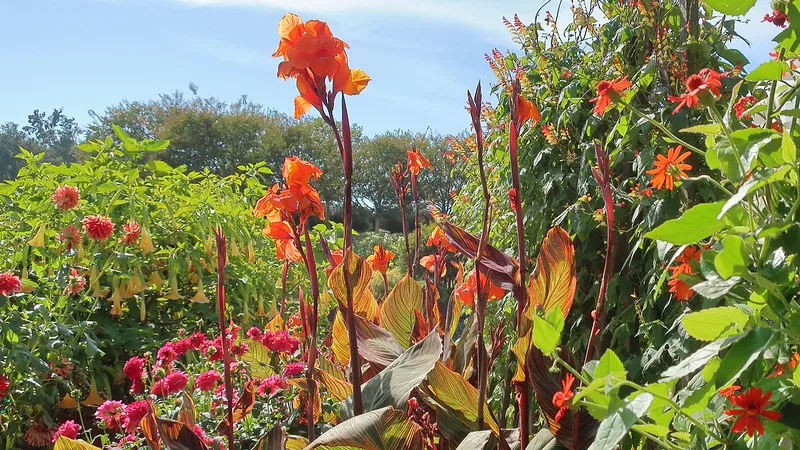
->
(81, 215, 115, 240)
(257, 374, 287, 396)
(52, 420, 81, 442)
(283, 361, 305, 377)
(120, 220, 141, 245)
(0, 272, 22, 296)
(0, 374, 10, 399)
(666, 245, 701, 302)
(123, 400, 148, 433)
(668, 68, 725, 114)
(123, 356, 146, 381)
(25, 421, 54, 447)
(262, 330, 300, 354)
(589, 76, 632, 115)
(725, 387, 781, 436)
(95, 400, 126, 430)
(52, 185, 80, 210)
(733, 95, 759, 119)
(552, 373, 575, 422)
(64, 268, 86, 296)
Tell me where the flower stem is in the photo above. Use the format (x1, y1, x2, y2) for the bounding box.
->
(625, 104, 706, 156)
(212, 226, 235, 450)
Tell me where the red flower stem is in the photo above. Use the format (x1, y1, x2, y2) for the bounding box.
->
(213, 226, 235, 450)
(398, 192, 412, 274)
(584, 144, 615, 366)
(279, 259, 289, 320)
(302, 226, 320, 440)
(411, 173, 420, 279)
(469, 84, 492, 429)
(509, 82, 530, 449)
(382, 272, 389, 299)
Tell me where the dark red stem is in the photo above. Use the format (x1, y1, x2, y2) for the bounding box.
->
(213, 226, 235, 450)
(302, 226, 320, 440)
(412, 173, 420, 279)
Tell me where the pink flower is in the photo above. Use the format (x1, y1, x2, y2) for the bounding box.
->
(246, 326, 264, 341)
(52, 420, 81, 441)
(256, 375, 287, 396)
(120, 220, 141, 245)
(164, 371, 189, 394)
(0, 272, 22, 296)
(52, 185, 80, 210)
(172, 338, 192, 356)
(123, 356, 146, 382)
(123, 400, 148, 433)
(763, 10, 789, 27)
(81, 215, 115, 240)
(283, 362, 304, 377)
(64, 268, 86, 295)
(195, 370, 222, 392)
(57, 225, 81, 251)
(157, 343, 177, 364)
(189, 332, 206, 349)
(262, 330, 300, 354)
(95, 400, 126, 430)
(0, 375, 9, 399)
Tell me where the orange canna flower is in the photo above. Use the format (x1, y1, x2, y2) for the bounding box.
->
(407, 148, 433, 176)
(420, 254, 445, 277)
(517, 96, 541, 124)
(366, 245, 395, 274)
(725, 387, 781, 437)
(668, 68, 725, 114)
(646, 145, 692, 190)
(273, 13, 370, 118)
(589, 76, 632, 115)
(282, 156, 323, 189)
(453, 269, 507, 306)
(426, 226, 456, 252)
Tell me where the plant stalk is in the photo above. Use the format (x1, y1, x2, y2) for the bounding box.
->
(213, 226, 235, 450)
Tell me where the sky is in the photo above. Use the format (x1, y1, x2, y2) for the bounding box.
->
(0, 0, 780, 137)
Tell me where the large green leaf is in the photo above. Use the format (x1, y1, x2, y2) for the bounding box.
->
(242, 339, 276, 379)
(306, 406, 423, 450)
(692, 276, 741, 299)
(715, 328, 774, 387)
(702, 0, 756, 15)
(594, 349, 626, 379)
(525, 226, 577, 319)
(745, 60, 790, 81)
(644, 202, 726, 245)
(455, 430, 493, 450)
(525, 429, 557, 450)
(589, 393, 653, 450)
(342, 331, 441, 418)
(681, 306, 748, 341)
(532, 307, 565, 356)
(714, 236, 749, 279)
(660, 334, 744, 382)
(381, 274, 424, 348)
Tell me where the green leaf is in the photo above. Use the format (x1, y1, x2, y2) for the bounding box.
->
(54, 437, 102, 450)
(589, 393, 653, 450)
(342, 331, 441, 418)
(692, 276, 741, 299)
(660, 334, 743, 382)
(455, 431, 493, 450)
(794, 364, 800, 387)
(645, 202, 726, 245)
(714, 236, 749, 279)
(715, 328, 774, 387)
(306, 406, 424, 450)
(679, 124, 721, 135)
(745, 60, 790, 81)
(782, 131, 797, 163)
(719, 167, 792, 218)
(702, 0, 756, 15)
(532, 307, 565, 356)
(423, 361, 501, 436)
(595, 349, 625, 379)
(681, 306, 748, 341)
(631, 424, 670, 438)
(241, 340, 275, 379)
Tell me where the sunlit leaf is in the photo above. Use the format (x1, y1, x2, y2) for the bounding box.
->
(441, 222, 519, 290)
(424, 361, 500, 435)
(306, 406, 424, 450)
(525, 227, 577, 320)
(242, 339, 276, 378)
(317, 368, 353, 402)
(178, 392, 196, 429)
(682, 306, 748, 341)
(158, 417, 209, 450)
(53, 437, 102, 450)
(216, 380, 256, 435)
(381, 274, 425, 348)
(328, 249, 377, 320)
(354, 314, 404, 367)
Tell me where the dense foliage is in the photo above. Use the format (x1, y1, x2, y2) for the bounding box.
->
(2, 0, 800, 449)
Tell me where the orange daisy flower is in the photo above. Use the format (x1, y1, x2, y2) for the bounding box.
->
(668, 68, 725, 114)
(646, 145, 692, 190)
(589, 76, 632, 115)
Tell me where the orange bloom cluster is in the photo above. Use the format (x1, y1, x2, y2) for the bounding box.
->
(420, 226, 454, 277)
(668, 68, 724, 114)
(647, 145, 691, 191)
(552, 373, 575, 422)
(667, 245, 701, 301)
(407, 147, 433, 176)
(454, 269, 507, 306)
(253, 156, 325, 261)
(273, 13, 370, 118)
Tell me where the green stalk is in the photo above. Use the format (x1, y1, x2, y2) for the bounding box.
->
(625, 104, 705, 156)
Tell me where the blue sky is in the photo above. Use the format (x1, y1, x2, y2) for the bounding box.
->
(0, 0, 779, 137)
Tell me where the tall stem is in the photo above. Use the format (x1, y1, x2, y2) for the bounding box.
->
(412, 174, 421, 278)
(509, 85, 530, 449)
(213, 227, 235, 450)
(339, 96, 363, 414)
(302, 227, 320, 440)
